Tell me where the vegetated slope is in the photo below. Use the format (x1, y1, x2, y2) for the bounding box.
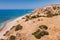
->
(1, 4, 60, 40)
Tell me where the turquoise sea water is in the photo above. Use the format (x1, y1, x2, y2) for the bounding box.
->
(0, 9, 34, 28)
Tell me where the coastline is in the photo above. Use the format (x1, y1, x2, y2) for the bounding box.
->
(0, 13, 31, 39)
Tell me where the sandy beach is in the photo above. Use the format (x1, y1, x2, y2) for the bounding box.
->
(0, 14, 28, 39)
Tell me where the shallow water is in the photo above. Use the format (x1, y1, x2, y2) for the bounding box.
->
(0, 9, 34, 28)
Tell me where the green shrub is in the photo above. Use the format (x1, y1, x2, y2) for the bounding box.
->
(53, 13, 58, 16)
(39, 31, 49, 36)
(47, 13, 59, 17)
(31, 15, 36, 18)
(32, 29, 40, 35)
(44, 31, 49, 35)
(3, 31, 9, 36)
(39, 31, 45, 36)
(39, 25, 48, 30)
(32, 29, 41, 39)
(25, 19, 29, 21)
(9, 35, 16, 40)
(32, 29, 49, 39)
(34, 33, 41, 39)
(36, 15, 41, 17)
(53, 6, 56, 10)
(22, 17, 25, 19)
(26, 15, 29, 18)
(15, 24, 22, 31)
(47, 13, 54, 17)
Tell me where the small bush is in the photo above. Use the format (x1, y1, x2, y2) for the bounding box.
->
(9, 35, 16, 40)
(25, 19, 29, 21)
(26, 15, 29, 18)
(3, 31, 9, 36)
(53, 13, 58, 16)
(39, 25, 48, 30)
(53, 6, 56, 10)
(44, 31, 49, 35)
(47, 13, 59, 17)
(36, 15, 41, 17)
(22, 17, 25, 19)
(38, 19, 40, 21)
(34, 34, 41, 39)
(47, 13, 54, 17)
(32, 29, 49, 39)
(32, 29, 41, 39)
(15, 24, 22, 31)
(39, 31, 45, 36)
(31, 15, 36, 18)
(39, 31, 49, 36)
(32, 29, 40, 35)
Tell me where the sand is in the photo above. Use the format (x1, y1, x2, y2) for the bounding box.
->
(0, 14, 29, 39)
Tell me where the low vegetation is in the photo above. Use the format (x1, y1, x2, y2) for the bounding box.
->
(53, 6, 56, 10)
(9, 35, 16, 40)
(32, 25, 49, 39)
(15, 24, 22, 31)
(24, 6, 60, 22)
(32, 29, 41, 39)
(47, 13, 54, 17)
(47, 13, 59, 17)
(25, 19, 29, 21)
(25, 13, 59, 22)
(40, 31, 49, 36)
(32, 29, 49, 39)
(53, 13, 59, 16)
(39, 25, 48, 30)
(36, 15, 41, 17)
(25, 15, 37, 22)
(25, 15, 30, 18)
(31, 15, 37, 18)
(3, 31, 9, 36)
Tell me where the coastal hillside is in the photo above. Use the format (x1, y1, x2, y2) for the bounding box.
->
(1, 4, 60, 40)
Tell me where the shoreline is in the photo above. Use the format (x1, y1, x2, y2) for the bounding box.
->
(0, 13, 30, 39)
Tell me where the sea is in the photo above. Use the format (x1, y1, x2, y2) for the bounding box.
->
(0, 9, 34, 28)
